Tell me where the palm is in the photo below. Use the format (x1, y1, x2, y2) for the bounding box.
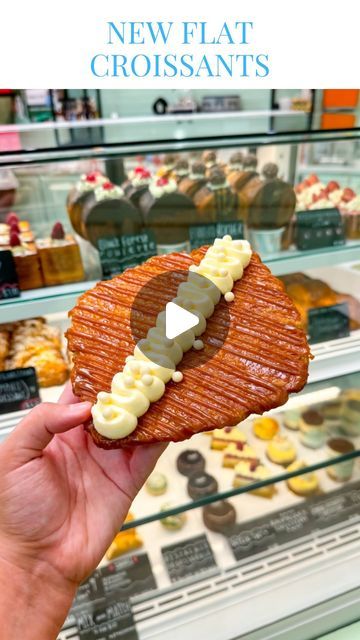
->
(0, 389, 164, 585)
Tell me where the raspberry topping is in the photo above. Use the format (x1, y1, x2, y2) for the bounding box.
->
(102, 181, 115, 190)
(51, 222, 65, 240)
(6, 212, 19, 225)
(9, 231, 21, 247)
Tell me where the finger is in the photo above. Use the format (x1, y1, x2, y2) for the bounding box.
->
(7, 401, 92, 464)
(58, 381, 80, 405)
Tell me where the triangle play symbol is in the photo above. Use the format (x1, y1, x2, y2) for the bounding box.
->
(165, 301, 200, 340)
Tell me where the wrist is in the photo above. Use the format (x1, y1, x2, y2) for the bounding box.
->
(0, 550, 77, 639)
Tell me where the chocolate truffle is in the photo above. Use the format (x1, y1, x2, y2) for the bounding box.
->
(176, 450, 206, 477)
(187, 472, 218, 500)
(202, 500, 236, 533)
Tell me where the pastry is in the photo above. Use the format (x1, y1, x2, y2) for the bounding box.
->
(342, 399, 360, 437)
(227, 153, 258, 192)
(160, 503, 187, 531)
(202, 150, 218, 176)
(286, 461, 319, 497)
(105, 513, 143, 559)
(226, 151, 244, 178)
(322, 399, 343, 431)
(283, 409, 301, 431)
(36, 222, 84, 286)
(178, 162, 207, 199)
(187, 471, 218, 500)
(233, 461, 276, 498)
(157, 154, 177, 178)
(81, 181, 142, 247)
(299, 410, 326, 449)
(67, 237, 310, 448)
(0, 328, 10, 371)
(222, 443, 259, 469)
(202, 500, 236, 533)
(194, 169, 243, 223)
(140, 176, 197, 253)
(67, 171, 108, 237)
(145, 471, 168, 496)
(253, 416, 279, 440)
(211, 426, 247, 451)
(123, 166, 152, 208)
(177, 450, 205, 477)
(246, 163, 296, 230)
(174, 159, 190, 184)
(5, 318, 68, 387)
(8, 231, 44, 291)
(326, 438, 355, 482)
(266, 435, 297, 466)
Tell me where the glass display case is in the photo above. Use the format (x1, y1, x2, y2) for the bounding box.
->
(0, 118, 360, 640)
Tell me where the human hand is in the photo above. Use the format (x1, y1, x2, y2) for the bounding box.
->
(0, 383, 165, 639)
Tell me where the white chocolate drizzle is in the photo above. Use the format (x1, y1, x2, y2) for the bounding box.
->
(92, 236, 252, 440)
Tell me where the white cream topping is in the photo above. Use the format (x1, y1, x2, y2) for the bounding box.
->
(189, 172, 205, 180)
(92, 236, 252, 440)
(94, 184, 124, 201)
(77, 174, 107, 193)
(149, 179, 177, 199)
(208, 181, 228, 191)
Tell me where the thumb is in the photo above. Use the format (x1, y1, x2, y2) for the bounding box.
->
(5, 401, 92, 465)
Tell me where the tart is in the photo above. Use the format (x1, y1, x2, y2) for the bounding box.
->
(253, 416, 279, 440)
(286, 461, 319, 497)
(67, 240, 310, 448)
(145, 471, 168, 496)
(266, 435, 297, 466)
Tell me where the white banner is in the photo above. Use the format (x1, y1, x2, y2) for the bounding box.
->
(1, 0, 358, 88)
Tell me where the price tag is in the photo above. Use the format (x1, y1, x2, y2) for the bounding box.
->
(0, 367, 40, 414)
(59, 598, 138, 640)
(308, 303, 350, 344)
(189, 220, 244, 250)
(295, 208, 345, 250)
(0, 250, 20, 300)
(225, 480, 360, 562)
(162, 534, 217, 583)
(97, 231, 157, 279)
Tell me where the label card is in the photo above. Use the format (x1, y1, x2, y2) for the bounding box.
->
(59, 598, 137, 640)
(295, 208, 345, 250)
(226, 480, 360, 562)
(0, 367, 40, 414)
(189, 220, 244, 250)
(97, 231, 157, 279)
(0, 249, 20, 300)
(308, 302, 350, 344)
(162, 534, 217, 583)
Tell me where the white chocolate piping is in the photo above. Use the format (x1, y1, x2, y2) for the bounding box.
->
(92, 236, 252, 440)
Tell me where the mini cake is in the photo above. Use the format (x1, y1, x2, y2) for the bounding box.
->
(140, 177, 197, 253)
(160, 503, 187, 531)
(36, 222, 84, 286)
(6, 212, 31, 233)
(157, 154, 177, 178)
(202, 500, 236, 533)
(194, 169, 243, 223)
(342, 195, 360, 240)
(174, 159, 190, 184)
(105, 513, 143, 559)
(9, 231, 43, 291)
(299, 410, 326, 449)
(202, 150, 218, 176)
(178, 162, 208, 199)
(123, 166, 152, 208)
(226, 151, 244, 178)
(322, 399, 343, 432)
(253, 416, 279, 440)
(233, 461, 276, 498)
(342, 399, 360, 437)
(246, 163, 296, 230)
(67, 171, 108, 237)
(177, 450, 206, 477)
(81, 181, 142, 247)
(187, 472, 218, 500)
(227, 153, 259, 192)
(266, 435, 297, 466)
(286, 461, 319, 497)
(283, 409, 301, 431)
(211, 426, 247, 451)
(145, 471, 168, 496)
(326, 438, 355, 482)
(222, 443, 259, 469)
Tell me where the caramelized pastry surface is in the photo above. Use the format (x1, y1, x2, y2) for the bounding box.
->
(67, 248, 310, 447)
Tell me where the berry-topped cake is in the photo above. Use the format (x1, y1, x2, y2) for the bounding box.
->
(8, 231, 43, 290)
(67, 171, 108, 237)
(123, 166, 152, 207)
(178, 162, 208, 199)
(139, 176, 197, 253)
(36, 222, 84, 286)
(227, 153, 259, 192)
(194, 169, 244, 223)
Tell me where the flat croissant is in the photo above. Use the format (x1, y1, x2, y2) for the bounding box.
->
(66, 247, 310, 448)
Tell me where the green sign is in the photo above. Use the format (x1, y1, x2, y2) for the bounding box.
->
(308, 302, 350, 344)
(189, 220, 244, 250)
(295, 208, 345, 250)
(97, 231, 157, 279)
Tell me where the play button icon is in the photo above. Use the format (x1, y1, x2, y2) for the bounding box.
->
(165, 301, 200, 340)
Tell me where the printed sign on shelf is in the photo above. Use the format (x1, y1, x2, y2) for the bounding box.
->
(0, 367, 40, 414)
(295, 208, 345, 250)
(162, 533, 217, 583)
(189, 220, 244, 250)
(308, 302, 350, 344)
(0, 250, 20, 300)
(97, 231, 157, 279)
